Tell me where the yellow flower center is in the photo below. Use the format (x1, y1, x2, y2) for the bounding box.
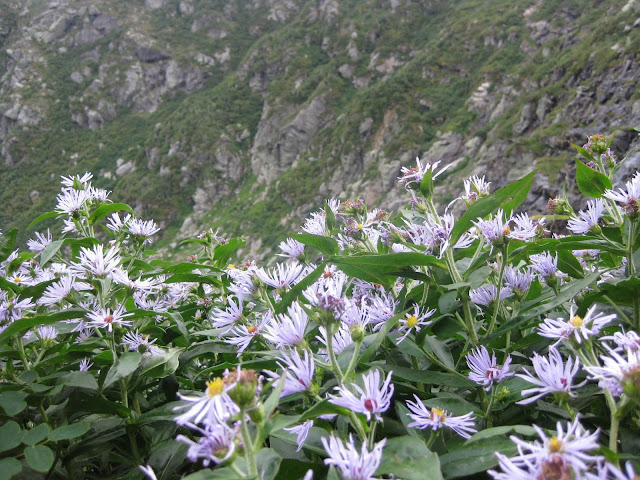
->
(357, 223, 363, 229)
(206, 378, 224, 397)
(406, 315, 419, 328)
(248, 325, 258, 334)
(12, 276, 22, 284)
(503, 226, 511, 236)
(430, 407, 446, 422)
(548, 436, 563, 453)
(569, 316, 583, 327)
(228, 264, 235, 269)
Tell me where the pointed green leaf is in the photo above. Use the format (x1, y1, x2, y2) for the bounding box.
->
(377, 436, 443, 480)
(39, 239, 64, 266)
(103, 352, 142, 389)
(451, 171, 535, 246)
(290, 233, 339, 256)
(575, 160, 612, 198)
(0, 309, 85, 346)
(57, 371, 99, 390)
(88, 203, 136, 225)
(0, 228, 17, 262)
(213, 237, 246, 266)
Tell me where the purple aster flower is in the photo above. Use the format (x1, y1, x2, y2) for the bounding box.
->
(321, 433, 386, 480)
(604, 171, 640, 215)
(405, 395, 477, 439)
(284, 419, 314, 452)
(466, 345, 514, 391)
(567, 199, 604, 235)
(516, 347, 586, 405)
(263, 302, 308, 349)
(538, 305, 615, 346)
(329, 370, 394, 422)
(267, 349, 315, 398)
(395, 305, 435, 344)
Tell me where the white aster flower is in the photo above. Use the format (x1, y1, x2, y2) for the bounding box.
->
(277, 238, 305, 259)
(263, 302, 308, 349)
(123, 330, 162, 356)
(85, 304, 133, 332)
(284, 419, 314, 452)
(209, 295, 244, 333)
(516, 347, 586, 404)
(321, 433, 386, 480)
(128, 218, 160, 241)
(224, 312, 271, 356)
(470, 284, 513, 308)
(267, 349, 315, 398)
(538, 305, 615, 346)
(567, 199, 604, 235)
(405, 395, 477, 439)
(398, 157, 450, 189)
(395, 305, 435, 344)
(256, 262, 305, 290)
(60, 172, 93, 189)
(466, 345, 514, 391)
(27, 230, 53, 253)
(174, 377, 239, 426)
(329, 370, 394, 422)
(177, 422, 237, 467)
(584, 345, 640, 397)
(603, 171, 640, 215)
(56, 188, 91, 215)
(72, 244, 122, 277)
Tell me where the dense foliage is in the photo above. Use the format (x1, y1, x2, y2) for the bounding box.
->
(1, 132, 639, 479)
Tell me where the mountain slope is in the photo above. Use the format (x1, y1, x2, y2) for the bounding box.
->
(1, 0, 639, 254)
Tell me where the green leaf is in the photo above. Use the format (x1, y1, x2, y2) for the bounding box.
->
(290, 233, 339, 256)
(24, 445, 55, 473)
(575, 160, 612, 198)
(556, 250, 584, 279)
(0, 309, 84, 346)
(0, 457, 22, 480)
(569, 142, 597, 164)
(57, 371, 99, 390)
(255, 448, 282, 480)
(467, 425, 538, 443)
(48, 423, 90, 441)
(88, 203, 136, 225)
(0, 228, 17, 262)
(263, 375, 286, 420)
(379, 365, 475, 388)
(419, 167, 434, 200)
(22, 424, 51, 446)
(0, 391, 28, 415)
(0, 421, 22, 453)
(26, 211, 58, 230)
(39, 239, 64, 267)
(212, 237, 246, 266)
(377, 436, 443, 480)
(103, 352, 142, 389)
(140, 347, 183, 378)
(423, 334, 454, 370)
(329, 252, 446, 287)
(450, 171, 535, 246)
(440, 436, 516, 478)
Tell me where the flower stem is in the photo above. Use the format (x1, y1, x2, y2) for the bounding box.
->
(326, 325, 344, 384)
(240, 408, 258, 477)
(343, 340, 362, 381)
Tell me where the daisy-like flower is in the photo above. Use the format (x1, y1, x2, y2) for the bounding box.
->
(0, 297, 35, 323)
(123, 330, 162, 356)
(493, 418, 602, 479)
(463, 175, 491, 203)
(529, 252, 566, 282)
(256, 262, 305, 290)
(177, 422, 237, 467)
(72, 244, 122, 277)
(368, 291, 399, 330)
(302, 211, 327, 236)
(538, 305, 616, 346)
(78, 358, 93, 371)
(106, 212, 133, 232)
(567, 199, 604, 235)
(321, 433, 386, 480)
(329, 370, 394, 422)
(284, 419, 314, 452)
(60, 172, 93, 188)
(224, 311, 271, 356)
(516, 347, 586, 405)
(38, 275, 91, 306)
(27, 230, 53, 253)
(395, 305, 435, 344)
(600, 330, 640, 352)
(85, 304, 133, 332)
(474, 209, 510, 245)
(503, 265, 534, 297)
(174, 377, 240, 426)
(508, 212, 539, 241)
(36, 325, 58, 342)
(128, 218, 160, 241)
(277, 238, 305, 259)
(209, 296, 244, 333)
(584, 345, 640, 397)
(263, 302, 308, 349)
(466, 346, 514, 391)
(469, 284, 513, 308)
(603, 171, 640, 215)
(398, 157, 450, 189)
(267, 349, 315, 398)
(405, 395, 477, 439)
(55, 188, 91, 215)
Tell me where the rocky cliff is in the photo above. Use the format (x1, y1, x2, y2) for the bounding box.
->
(1, 0, 639, 256)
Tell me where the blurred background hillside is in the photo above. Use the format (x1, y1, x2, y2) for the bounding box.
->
(1, 0, 639, 257)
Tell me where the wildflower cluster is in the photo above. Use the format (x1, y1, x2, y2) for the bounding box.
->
(1, 132, 639, 480)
